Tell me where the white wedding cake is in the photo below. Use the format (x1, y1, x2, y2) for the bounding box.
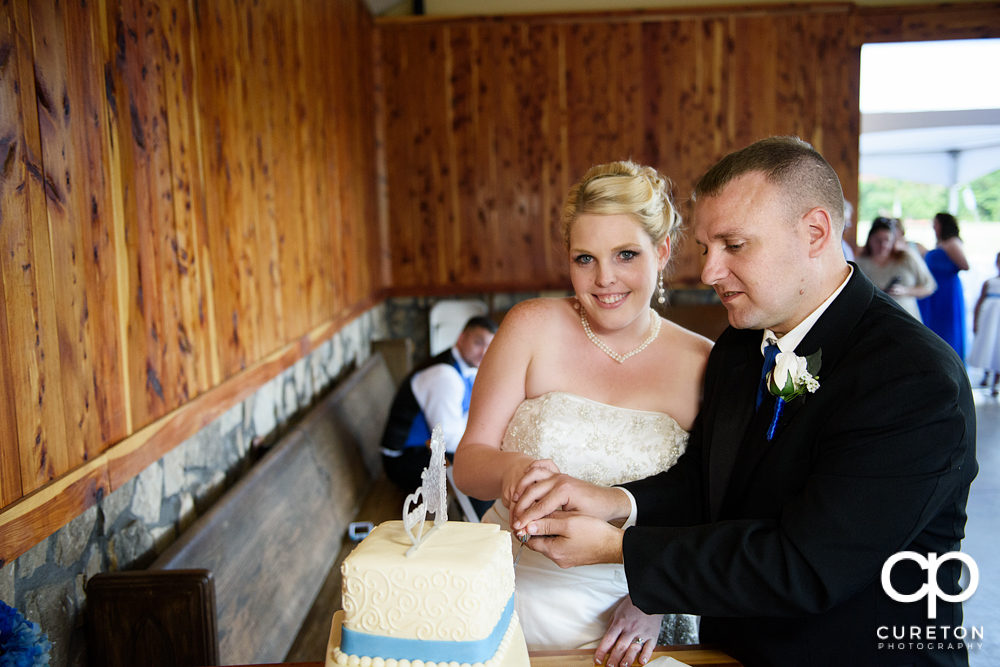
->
(326, 427, 528, 667)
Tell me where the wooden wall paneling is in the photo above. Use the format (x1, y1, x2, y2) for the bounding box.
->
(29, 0, 91, 471)
(537, 24, 570, 283)
(563, 22, 645, 174)
(445, 25, 484, 286)
(102, 0, 175, 428)
(192, 0, 250, 377)
(0, 3, 25, 506)
(511, 24, 554, 285)
(484, 23, 518, 284)
(0, 0, 70, 494)
(381, 27, 413, 287)
(471, 25, 503, 287)
(372, 24, 393, 291)
(31, 0, 129, 465)
(856, 1, 1000, 45)
(641, 17, 722, 284)
(67, 0, 131, 450)
(394, 25, 446, 289)
(324, 1, 351, 303)
(235, 0, 278, 364)
(159, 0, 218, 398)
(355, 7, 382, 304)
(423, 24, 451, 288)
(258, 1, 292, 344)
(288, 0, 324, 329)
(0, 253, 19, 506)
(821, 9, 860, 236)
(128, 0, 187, 416)
(300, 0, 341, 323)
(337, 0, 366, 305)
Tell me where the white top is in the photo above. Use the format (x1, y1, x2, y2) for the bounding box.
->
(410, 346, 477, 453)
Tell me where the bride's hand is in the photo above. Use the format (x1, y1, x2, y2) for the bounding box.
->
(501, 457, 560, 509)
(595, 595, 661, 667)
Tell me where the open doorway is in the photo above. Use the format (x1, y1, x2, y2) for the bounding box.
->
(858, 39, 1000, 345)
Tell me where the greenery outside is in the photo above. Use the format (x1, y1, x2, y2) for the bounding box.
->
(858, 168, 1000, 224)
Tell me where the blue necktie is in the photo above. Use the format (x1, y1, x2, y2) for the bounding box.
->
(756, 342, 779, 410)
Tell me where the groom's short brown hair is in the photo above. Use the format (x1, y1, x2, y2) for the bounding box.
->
(693, 136, 845, 233)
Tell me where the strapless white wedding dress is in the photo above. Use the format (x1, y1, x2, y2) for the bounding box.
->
(483, 391, 694, 650)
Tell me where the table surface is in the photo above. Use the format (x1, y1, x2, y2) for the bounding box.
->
(238, 645, 742, 667)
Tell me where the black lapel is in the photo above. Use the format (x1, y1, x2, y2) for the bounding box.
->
(720, 265, 874, 505)
(708, 332, 760, 521)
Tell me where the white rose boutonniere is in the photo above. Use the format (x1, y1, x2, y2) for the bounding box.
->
(765, 349, 821, 440)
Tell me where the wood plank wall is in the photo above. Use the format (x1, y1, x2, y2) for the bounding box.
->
(377, 2, 1000, 295)
(379, 5, 860, 292)
(0, 0, 383, 564)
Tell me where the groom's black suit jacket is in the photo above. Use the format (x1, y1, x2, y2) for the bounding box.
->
(623, 267, 977, 667)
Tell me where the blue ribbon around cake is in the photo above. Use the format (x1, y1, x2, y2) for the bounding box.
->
(340, 595, 514, 664)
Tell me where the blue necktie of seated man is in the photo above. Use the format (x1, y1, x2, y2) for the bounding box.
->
(756, 342, 779, 410)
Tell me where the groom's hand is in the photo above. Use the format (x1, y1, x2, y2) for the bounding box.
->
(509, 473, 631, 530)
(521, 511, 624, 568)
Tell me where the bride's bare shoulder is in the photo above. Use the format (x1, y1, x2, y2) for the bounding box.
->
(658, 316, 714, 362)
(499, 297, 577, 334)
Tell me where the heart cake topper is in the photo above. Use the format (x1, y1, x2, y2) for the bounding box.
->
(402, 423, 449, 556)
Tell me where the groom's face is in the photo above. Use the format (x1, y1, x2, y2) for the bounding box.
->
(694, 172, 813, 334)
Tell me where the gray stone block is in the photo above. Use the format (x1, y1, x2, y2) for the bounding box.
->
(162, 441, 186, 497)
(283, 375, 299, 420)
(101, 478, 135, 535)
(150, 525, 177, 555)
(219, 401, 243, 434)
(193, 470, 227, 514)
(18, 537, 50, 580)
(177, 492, 197, 533)
(84, 546, 102, 581)
(252, 377, 279, 437)
(131, 461, 164, 525)
(0, 559, 14, 605)
(55, 505, 98, 568)
(24, 580, 74, 667)
(184, 420, 226, 470)
(112, 520, 155, 570)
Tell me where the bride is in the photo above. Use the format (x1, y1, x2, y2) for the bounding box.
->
(453, 161, 711, 667)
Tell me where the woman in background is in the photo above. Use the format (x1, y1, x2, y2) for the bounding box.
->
(454, 161, 711, 666)
(919, 213, 970, 358)
(970, 252, 1000, 396)
(855, 217, 935, 322)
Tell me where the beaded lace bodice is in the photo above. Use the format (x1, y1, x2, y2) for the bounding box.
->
(499, 391, 689, 487)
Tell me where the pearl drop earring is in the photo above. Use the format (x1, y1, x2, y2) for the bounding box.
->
(657, 270, 666, 304)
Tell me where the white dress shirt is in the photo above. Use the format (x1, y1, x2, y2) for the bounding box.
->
(410, 346, 477, 453)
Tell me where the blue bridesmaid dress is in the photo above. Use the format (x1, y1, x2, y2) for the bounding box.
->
(918, 248, 966, 359)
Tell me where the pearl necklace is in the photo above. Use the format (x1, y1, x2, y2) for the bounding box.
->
(580, 306, 661, 364)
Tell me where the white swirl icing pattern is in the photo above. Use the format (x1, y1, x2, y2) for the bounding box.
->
(341, 522, 515, 642)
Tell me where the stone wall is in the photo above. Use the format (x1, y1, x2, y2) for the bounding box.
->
(0, 305, 388, 667)
(383, 288, 717, 363)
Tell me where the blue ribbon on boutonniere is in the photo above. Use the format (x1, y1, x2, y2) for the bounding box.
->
(765, 348, 822, 441)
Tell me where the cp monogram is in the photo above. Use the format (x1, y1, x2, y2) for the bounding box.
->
(881, 551, 979, 619)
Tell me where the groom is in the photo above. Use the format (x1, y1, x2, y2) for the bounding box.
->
(511, 137, 977, 666)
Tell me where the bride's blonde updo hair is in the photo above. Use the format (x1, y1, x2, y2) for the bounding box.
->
(561, 161, 681, 251)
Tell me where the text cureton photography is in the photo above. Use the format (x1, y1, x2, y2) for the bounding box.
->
(878, 551, 984, 653)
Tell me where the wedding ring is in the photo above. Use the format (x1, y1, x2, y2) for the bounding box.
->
(633, 637, 645, 645)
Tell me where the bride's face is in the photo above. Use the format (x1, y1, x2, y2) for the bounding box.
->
(568, 213, 668, 333)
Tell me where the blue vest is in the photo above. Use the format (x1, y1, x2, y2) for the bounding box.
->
(381, 349, 474, 454)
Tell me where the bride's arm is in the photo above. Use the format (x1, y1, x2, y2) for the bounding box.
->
(453, 301, 553, 503)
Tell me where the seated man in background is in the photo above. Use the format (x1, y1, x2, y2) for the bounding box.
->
(381, 315, 497, 516)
